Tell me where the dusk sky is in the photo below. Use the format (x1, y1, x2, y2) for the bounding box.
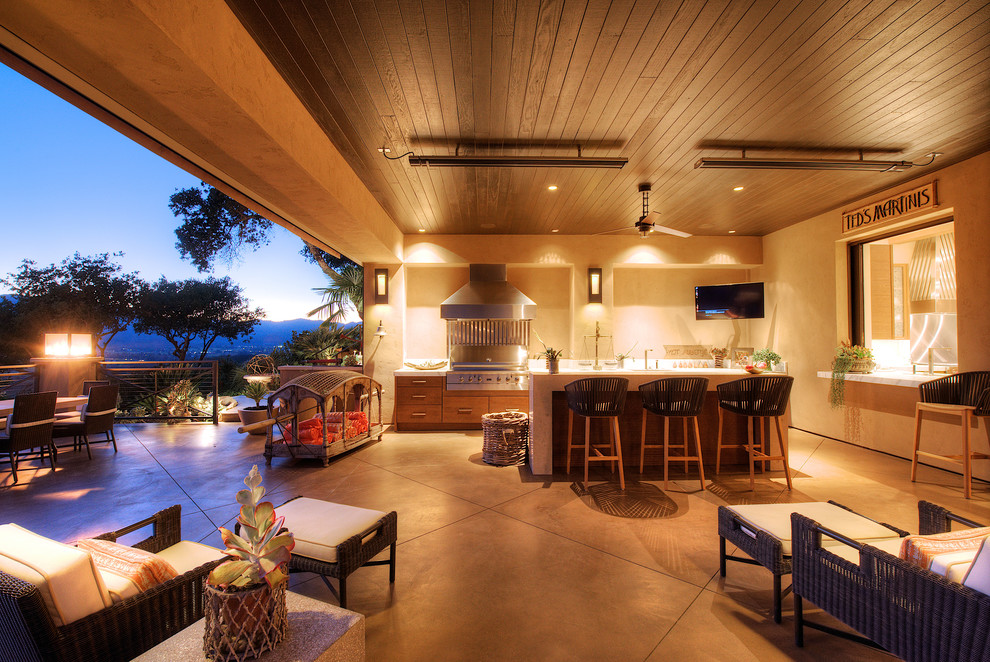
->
(0, 63, 336, 321)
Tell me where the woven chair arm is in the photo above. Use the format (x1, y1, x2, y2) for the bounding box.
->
(94, 505, 183, 553)
(0, 571, 52, 662)
(717, 506, 789, 575)
(335, 511, 398, 577)
(919, 499, 986, 535)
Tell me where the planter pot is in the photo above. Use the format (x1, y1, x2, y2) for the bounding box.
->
(847, 359, 875, 373)
(237, 407, 269, 436)
(203, 582, 287, 662)
(547, 358, 559, 374)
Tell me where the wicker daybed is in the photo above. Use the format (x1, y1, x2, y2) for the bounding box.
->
(791, 500, 990, 661)
(264, 370, 384, 466)
(0, 505, 221, 662)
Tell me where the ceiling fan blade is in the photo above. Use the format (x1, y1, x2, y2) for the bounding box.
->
(591, 227, 633, 236)
(652, 225, 692, 238)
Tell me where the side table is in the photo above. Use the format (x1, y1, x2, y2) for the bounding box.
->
(133, 591, 364, 662)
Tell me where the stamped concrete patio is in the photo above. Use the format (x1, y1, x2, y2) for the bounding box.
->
(1, 422, 987, 661)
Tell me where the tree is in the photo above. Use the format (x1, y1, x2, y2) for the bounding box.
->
(169, 183, 274, 272)
(169, 182, 355, 277)
(308, 263, 364, 324)
(2, 253, 143, 357)
(133, 277, 264, 360)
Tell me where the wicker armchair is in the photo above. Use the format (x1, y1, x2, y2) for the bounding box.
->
(52, 384, 119, 459)
(911, 371, 990, 498)
(0, 505, 222, 662)
(0, 391, 58, 484)
(791, 500, 990, 661)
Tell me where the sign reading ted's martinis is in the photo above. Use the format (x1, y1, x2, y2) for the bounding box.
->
(841, 181, 938, 234)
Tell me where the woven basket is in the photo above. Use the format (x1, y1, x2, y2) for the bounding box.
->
(203, 581, 287, 661)
(481, 411, 529, 466)
(847, 359, 875, 373)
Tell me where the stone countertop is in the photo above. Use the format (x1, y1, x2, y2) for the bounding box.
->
(815, 370, 940, 387)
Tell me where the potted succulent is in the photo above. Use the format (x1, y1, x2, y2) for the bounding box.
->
(615, 343, 638, 370)
(238, 381, 271, 436)
(204, 466, 295, 661)
(829, 343, 875, 408)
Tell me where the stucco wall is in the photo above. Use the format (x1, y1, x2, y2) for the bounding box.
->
(753, 150, 990, 479)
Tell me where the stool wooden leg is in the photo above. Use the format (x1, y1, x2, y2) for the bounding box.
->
(693, 417, 706, 490)
(613, 417, 625, 491)
(608, 418, 617, 474)
(716, 408, 724, 474)
(748, 416, 756, 491)
(584, 417, 591, 485)
(911, 406, 923, 482)
(566, 410, 574, 474)
(776, 416, 792, 490)
(639, 409, 648, 473)
(663, 416, 670, 489)
(682, 418, 690, 473)
(963, 410, 972, 499)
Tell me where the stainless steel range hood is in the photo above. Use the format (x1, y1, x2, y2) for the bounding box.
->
(440, 264, 536, 320)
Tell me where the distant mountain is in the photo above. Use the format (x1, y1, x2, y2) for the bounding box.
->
(105, 318, 330, 360)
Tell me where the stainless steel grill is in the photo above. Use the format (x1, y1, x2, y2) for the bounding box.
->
(446, 371, 529, 391)
(447, 319, 531, 372)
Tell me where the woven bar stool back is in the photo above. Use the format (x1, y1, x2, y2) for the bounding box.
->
(638, 377, 709, 489)
(715, 376, 794, 491)
(564, 377, 629, 490)
(911, 371, 990, 498)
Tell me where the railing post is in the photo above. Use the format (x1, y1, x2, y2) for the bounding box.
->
(212, 360, 219, 425)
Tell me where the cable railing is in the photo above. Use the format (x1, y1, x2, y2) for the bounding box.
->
(98, 360, 219, 424)
(0, 364, 39, 398)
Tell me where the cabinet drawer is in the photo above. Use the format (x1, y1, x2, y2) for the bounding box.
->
(442, 396, 488, 422)
(395, 375, 444, 388)
(487, 395, 529, 414)
(396, 404, 442, 423)
(396, 387, 443, 405)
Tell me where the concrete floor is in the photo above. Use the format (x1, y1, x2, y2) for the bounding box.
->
(1, 423, 988, 661)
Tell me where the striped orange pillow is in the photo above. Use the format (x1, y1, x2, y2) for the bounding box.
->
(899, 527, 990, 571)
(76, 539, 178, 592)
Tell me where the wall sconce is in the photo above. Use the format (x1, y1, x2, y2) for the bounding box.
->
(374, 268, 389, 304)
(588, 268, 603, 304)
(44, 333, 93, 357)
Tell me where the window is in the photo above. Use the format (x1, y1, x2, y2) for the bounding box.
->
(851, 221, 956, 370)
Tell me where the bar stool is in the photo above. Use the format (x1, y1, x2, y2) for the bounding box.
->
(564, 377, 629, 490)
(638, 377, 709, 490)
(911, 371, 990, 499)
(715, 376, 794, 491)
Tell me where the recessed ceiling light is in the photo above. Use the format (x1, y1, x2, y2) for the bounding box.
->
(728, 230, 736, 234)
(418, 228, 425, 232)
(547, 185, 558, 191)
(551, 229, 559, 233)
(733, 186, 744, 191)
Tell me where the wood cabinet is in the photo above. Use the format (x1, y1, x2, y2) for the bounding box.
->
(394, 373, 530, 431)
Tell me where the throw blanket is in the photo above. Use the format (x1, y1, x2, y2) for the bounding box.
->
(900, 527, 990, 571)
(284, 411, 369, 445)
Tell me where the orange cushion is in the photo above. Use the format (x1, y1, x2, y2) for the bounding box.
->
(76, 539, 178, 593)
(899, 527, 990, 572)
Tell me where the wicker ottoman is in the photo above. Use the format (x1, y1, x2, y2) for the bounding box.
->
(718, 501, 907, 623)
(277, 497, 397, 609)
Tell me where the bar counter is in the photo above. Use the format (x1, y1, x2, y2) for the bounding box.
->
(527, 368, 790, 476)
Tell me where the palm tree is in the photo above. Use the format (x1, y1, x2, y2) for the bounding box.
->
(308, 264, 364, 324)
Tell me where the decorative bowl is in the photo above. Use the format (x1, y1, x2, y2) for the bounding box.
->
(744, 365, 765, 375)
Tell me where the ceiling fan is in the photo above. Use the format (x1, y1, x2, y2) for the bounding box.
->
(595, 184, 692, 238)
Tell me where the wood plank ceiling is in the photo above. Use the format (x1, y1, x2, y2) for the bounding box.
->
(225, 0, 990, 238)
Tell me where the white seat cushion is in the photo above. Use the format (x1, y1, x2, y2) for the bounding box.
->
(277, 497, 387, 564)
(99, 569, 142, 603)
(728, 502, 901, 555)
(154, 541, 225, 575)
(0, 524, 111, 626)
(931, 549, 979, 583)
(826, 537, 907, 565)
